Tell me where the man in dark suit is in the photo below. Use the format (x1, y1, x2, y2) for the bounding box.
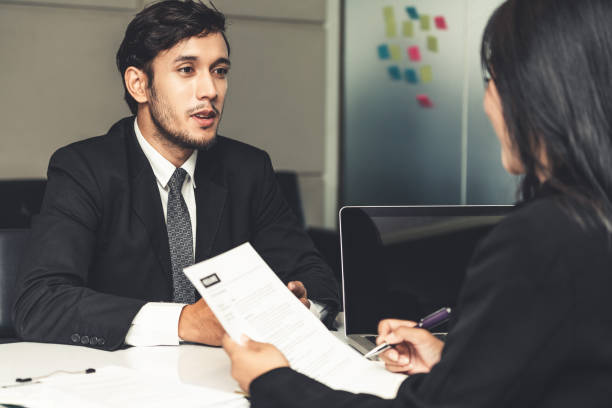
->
(12, 0, 339, 351)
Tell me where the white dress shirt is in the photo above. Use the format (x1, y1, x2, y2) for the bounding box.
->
(125, 119, 197, 346)
(125, 119, 324, 346)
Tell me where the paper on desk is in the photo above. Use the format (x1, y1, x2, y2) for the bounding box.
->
(184, 243, 407, 399)
(0, 366, 248, 408)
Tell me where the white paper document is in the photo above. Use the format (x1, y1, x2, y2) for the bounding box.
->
(0, 366, 248, 408)
(184, 243, 407, 399)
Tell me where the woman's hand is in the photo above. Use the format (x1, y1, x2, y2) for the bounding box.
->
(222, 334, 290, 392)
(377, 319, 444, 375)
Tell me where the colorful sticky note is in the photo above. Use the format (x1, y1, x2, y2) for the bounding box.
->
(389, 44, 401, 61)
(417, 94, 434, 108)
(402, 21, 414, 37)
(388, 66, 401, 80)
(427, 36, 439, 53)
(406, 7, 419, 20)
(383, 7, 397, 37)
(434, 16, 448, 30)
(405, 69, 419, 84)
(420, 65, 433, 83)
(377, 45, 390, 60)
(383, 6, 394, 20)
(385, 22, 397, 37)
(408, 46, 421, 62)
(420, 15, 431, 31)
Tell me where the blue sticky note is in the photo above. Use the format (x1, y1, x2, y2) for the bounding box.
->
(388, 66, 401, 80)
(405, 69, 418, 84)
(406, 7, 419, 20)
(378, 45, 390, 60)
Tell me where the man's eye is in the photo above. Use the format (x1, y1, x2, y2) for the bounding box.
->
(213, 67, 229, 77)
(178, 66, 194, 73)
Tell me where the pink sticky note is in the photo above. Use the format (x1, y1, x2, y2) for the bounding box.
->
(434, 16, 448, 30)
(408, 46, 421, 62)
(417, 94, 434, 108)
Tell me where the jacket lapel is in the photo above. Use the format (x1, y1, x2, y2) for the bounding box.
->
(194, 146, 227, 263)
(125, 123, 173, 289)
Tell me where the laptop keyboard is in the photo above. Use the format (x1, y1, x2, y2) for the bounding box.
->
(365, 335, 377, 344)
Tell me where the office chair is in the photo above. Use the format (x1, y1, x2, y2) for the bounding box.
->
(0, 229, 29, 343)
(0, 179, 47, 228)
(275, 171, 306, 228)
(274, 171, 342, 303)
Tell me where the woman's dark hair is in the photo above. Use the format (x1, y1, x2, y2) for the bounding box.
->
(116, 0, 229, 114)
(481, 0, 612, 231)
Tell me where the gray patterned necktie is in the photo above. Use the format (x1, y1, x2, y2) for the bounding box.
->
(167, 168, 195, 303)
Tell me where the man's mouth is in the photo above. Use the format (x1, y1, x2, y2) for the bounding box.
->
(191, 109, 217, 128)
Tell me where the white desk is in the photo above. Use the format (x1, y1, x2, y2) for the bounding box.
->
(0, 314, 348, 396)
(0, 342, 239, 393)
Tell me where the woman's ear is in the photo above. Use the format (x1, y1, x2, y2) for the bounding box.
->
(124, 66, 149, 104)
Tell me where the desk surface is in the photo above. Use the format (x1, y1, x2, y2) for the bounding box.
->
(0, 315, 348, 394)
(0, 342, 239, 393)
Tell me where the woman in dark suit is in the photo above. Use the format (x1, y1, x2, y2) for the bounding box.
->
(222, 0, 612, 406)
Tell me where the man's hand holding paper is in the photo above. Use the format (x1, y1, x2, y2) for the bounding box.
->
(287, 281, 311, 309)
(177, 279, 311, 345)
(178, 298, 226, 345)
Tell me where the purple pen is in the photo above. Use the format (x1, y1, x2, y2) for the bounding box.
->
(417, 307, 452, 329)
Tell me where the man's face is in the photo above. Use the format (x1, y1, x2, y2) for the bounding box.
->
(146, 32, 230, 149)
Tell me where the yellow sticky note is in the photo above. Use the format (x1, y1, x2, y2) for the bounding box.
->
(386, 21, 397, 37)
(420, 15, 431, 31)
(383, 6, 394, 20)
(427, 36, 438, 53)
(420, 65, 433, 83)
(389, 44, 401, 61)
(403, 21, 414, 37)
(383, 7, 397, 37)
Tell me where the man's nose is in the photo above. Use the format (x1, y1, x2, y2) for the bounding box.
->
(196, 73, 217, 101)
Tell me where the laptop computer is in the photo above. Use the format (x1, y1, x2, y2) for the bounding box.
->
(339, 205, 513, 354)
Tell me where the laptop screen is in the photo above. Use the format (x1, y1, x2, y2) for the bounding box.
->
(340, 206, 513, 335)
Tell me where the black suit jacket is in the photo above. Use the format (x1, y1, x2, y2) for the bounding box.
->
(249, 187, 612, 407)
(13, 117, 339, 350)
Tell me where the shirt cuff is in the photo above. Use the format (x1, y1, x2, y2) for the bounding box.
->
(124, 302, 186, 346)
(310, 299, 326, 319)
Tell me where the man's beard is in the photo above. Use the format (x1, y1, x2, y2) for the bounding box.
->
(148, 85, 219, 150)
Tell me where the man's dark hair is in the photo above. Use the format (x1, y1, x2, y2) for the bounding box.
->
(481, 0, 612, 231)
(116, 0, 229, 114)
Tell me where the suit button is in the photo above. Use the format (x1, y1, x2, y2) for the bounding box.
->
(80, 335, 90, 345)
(90, 336, 98, 346)
(98, 337, 105, 346)
(70, 333, 80, 343)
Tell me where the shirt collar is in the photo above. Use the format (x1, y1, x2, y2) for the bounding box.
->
(134, 118, 198, 189)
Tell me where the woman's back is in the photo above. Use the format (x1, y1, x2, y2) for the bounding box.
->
(401, 186, 612, 407)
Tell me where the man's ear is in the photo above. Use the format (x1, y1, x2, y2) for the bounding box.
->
(124, 66, 149, 104)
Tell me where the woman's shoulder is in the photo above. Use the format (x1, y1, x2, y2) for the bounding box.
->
(469, 195, 606, 283)
(493, 195, 587, 248)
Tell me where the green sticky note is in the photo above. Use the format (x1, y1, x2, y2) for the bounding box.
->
(403, 21, 414, 37)
(420, 65, 433, 83)
(389, 44, 401, 61)
(420, 15, 431, 31)
(427, 36, 438, 53)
